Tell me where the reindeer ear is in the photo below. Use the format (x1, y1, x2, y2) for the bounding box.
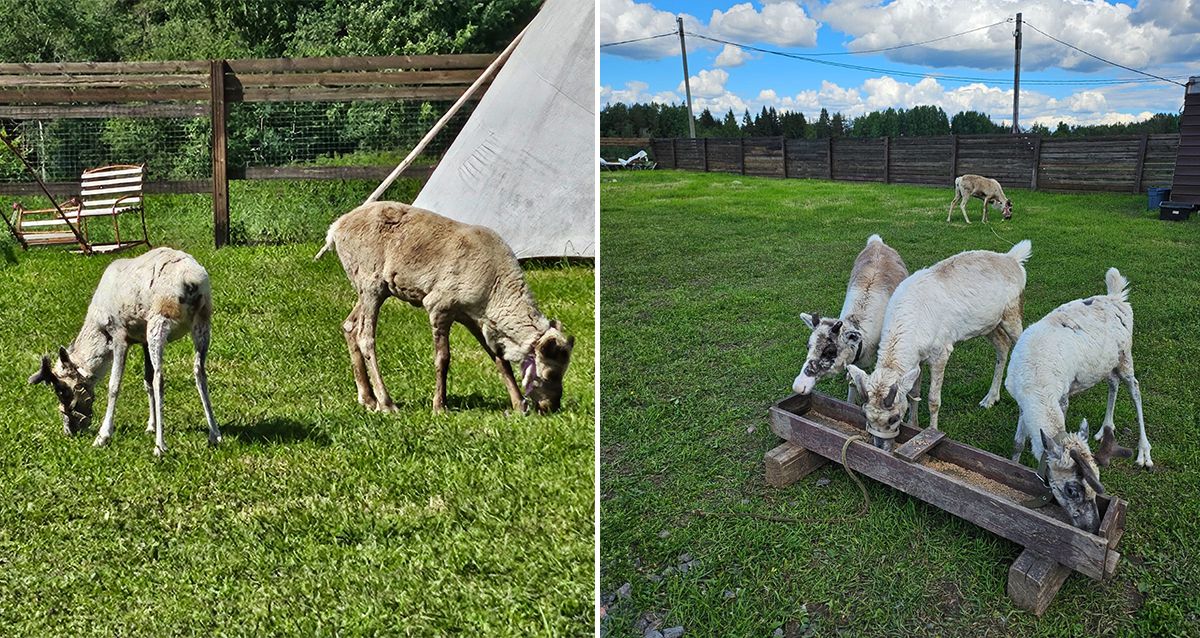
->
(550, 319, 563, 331)
(800, 313, 816, 330)
(57, 347, 76, 374)
(566, 335, 575, 349)
(1094, 426, 1134, 466)
(1070, 448, 1105, 495)
(28, 355, 53, 385)
(1077, 418, 1090, 439)
(898, 367, 921, 394)
(845, 364, 869, 398)
(1040, 431, 1061, 459)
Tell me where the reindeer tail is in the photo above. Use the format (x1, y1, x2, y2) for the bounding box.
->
(1007, 239, 1032, 266)
(314, 215, 344, 261)
(1105, 267, 1129, 302)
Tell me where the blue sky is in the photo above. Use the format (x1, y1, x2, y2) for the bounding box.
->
(599, 0, 1197, 127)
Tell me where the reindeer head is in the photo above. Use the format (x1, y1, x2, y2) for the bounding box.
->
(522, 320, 575, 414)
(792, 313, 864, 395)
(1001, 199, 1013, 220)
(846, 364, 920, 451)
(1039, 420, 1130, 533)
(29, 347, 95, 435)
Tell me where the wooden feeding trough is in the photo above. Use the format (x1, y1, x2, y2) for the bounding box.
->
(765, 392, 1127, 616)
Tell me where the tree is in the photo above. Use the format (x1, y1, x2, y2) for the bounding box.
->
(830, 112, 846, 138)
(951, 111, 1005, 135)
(814, 108, 832, 138)
(780, 110, 807, 139)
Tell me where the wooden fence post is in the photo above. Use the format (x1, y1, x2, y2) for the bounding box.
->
(739, 137, 746, 175)
(826, 137, 833, 180)
(703, 138, 709, 173)
(780, 136, 788, 179)
(882, 136, 890, 183)
(949, 134, 958, 183)
(1030, 136, 1042, 190)
(1133, 134, 1149, 193)
(210, 59, 229, 248)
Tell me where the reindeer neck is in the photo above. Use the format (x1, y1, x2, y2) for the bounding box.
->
(874, 327, 921, 377)
(483, 277, 550, 361)
(69, 321, 114, 384)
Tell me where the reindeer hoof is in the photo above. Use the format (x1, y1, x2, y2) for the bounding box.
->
(1137, 449, 1153, 468)
(153, 445, 166, 458)
(145, 422, 155, 434)
(979, 394, 999, 408)
(376, 402, 398, 414)
(208, 434, 222, 447)
(93, 435, 110, 448)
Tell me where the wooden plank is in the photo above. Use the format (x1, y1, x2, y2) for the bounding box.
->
(211, 60, 229, 249)
(230, 69, 482, 89)
(236, 84, 483, 103)
(740, 138, 746, 175)
(0, 104, 207, 119)
(950, 134, 958, 181)
(0, 180, 209, 196)
(1008, 549, 1072, 616)
(600, 137, 651, 147)
(765, 442, 828, 487)
(826, 137, 833, 180)
(0, 60, 209, 74)
(1134, 134, 1149, 193)
(241, 165, 434, 181)
(0, 87, 209, 103)
(703, 138, 709, 172)
(882, 136, 890, 183)
(894, 427, 946, 462)
(223, 54, 496, 74)
(0, 73, 208, 87)
(1030, 136, 1042, 190)
(769, 393, 1119, 580)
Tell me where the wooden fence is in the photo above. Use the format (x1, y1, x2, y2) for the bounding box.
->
(639, 134, 1180, 194)
(0, 54, 495, 246)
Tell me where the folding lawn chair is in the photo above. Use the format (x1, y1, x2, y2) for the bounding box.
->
(6, 164, 150, 255)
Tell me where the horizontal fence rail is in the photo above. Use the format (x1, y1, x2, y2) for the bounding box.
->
(633, 134, 1180, 195)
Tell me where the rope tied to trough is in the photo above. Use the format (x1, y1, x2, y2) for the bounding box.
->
(841, 434, 871, 517)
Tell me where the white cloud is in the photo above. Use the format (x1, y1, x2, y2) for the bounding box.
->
(600, 81, 682, 106)
(679, 68, 731, 98)
(600, 0, 820, 60)
(707, 2, 820, 47)
(812, 0, 1198, 71)
(715, 44, 751, 67)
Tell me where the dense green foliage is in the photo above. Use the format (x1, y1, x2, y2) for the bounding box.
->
(600, 101, 1181, 139)
(600, 170, 1200, 636)
(0, 182, 595, 635)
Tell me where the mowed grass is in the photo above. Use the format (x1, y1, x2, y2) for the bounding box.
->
(599, 170, 1200, 636)
(0, 180, 594, 635)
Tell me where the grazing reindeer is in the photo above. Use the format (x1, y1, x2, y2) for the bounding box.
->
(847, 240, 1031, 450)
(315, 201, 575, 414)
(793, 235, 908, 403)
(28, 247, 219, 456)
(1005, 268, 1151, 528)
(948, 174, 1012, 223)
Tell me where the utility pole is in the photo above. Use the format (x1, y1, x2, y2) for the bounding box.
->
(1012, 12, 1022, 134)
(678, 16, 697, 138)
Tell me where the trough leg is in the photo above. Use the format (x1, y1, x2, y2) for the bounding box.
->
(1008, 549, 1071, 616)
(764, 441, 828, 487)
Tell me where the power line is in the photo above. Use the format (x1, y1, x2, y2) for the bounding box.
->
(1022, 21, 1186, 87)
(600, 32, 676, 48)
(805, 19, 1010, 56)
(686, 32, 1182, 87)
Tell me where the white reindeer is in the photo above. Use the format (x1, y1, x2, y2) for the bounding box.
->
(1005, 268, 1151, 529)
(847, 240, 1031, 450)
(948, 174, 1013, 223)
(28, 247, 219, 456)
(793, 235, 908, 403)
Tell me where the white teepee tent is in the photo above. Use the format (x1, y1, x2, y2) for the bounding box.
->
(411, 0, 595, 258)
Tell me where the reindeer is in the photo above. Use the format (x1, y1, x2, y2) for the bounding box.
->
(793, 235, 908, 403)
(847, 240, 1030, 450)
(1005, 268, 1152, 530)
(315, 201, 574, 414)
(29, 247, 219, 456)
(948, 174, 1012, 223)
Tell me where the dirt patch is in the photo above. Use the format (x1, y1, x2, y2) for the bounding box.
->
(1121, 578, 1146, 614)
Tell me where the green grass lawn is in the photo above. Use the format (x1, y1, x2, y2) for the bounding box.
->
(599, 170, 1200, 636)
(0, 180, 595, 635)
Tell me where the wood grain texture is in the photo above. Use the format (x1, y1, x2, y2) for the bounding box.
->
(765, 441, 828, 487)
(1008, 549, 1072, 616)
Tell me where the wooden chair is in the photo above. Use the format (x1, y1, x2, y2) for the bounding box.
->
(6, 164, 149, 254)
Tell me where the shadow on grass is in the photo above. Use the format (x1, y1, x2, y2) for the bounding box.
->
(222, 418, 332, 446)
(445, 392, 516, 413)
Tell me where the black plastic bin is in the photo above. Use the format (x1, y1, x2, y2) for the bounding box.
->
(1159, 201, 1196, 221)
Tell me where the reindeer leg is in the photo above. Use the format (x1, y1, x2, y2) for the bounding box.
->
(462, 320, 523, 411)
(982, 197, 990, 223)
(342, 300, 376, 410)
(1119, 363, 1152, 467)
(1012, 414, 1028, 462)
(94, 339, 128, 447)
(148, 316, 171, 457)
(192, 312, 220, 447)
(358, 291, 396, 413)
(979, 327, 1011, 408)
(927, 349, 951, 430)
(430, 314, 452, 414)
(960, 195, 971, 224)
(947, 193, 959, 222)
(1098, 374, 1119, 440)
(143, 344, 155, 433)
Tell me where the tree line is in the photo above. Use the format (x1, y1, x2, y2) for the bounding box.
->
(601, 102, 1182, 139)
